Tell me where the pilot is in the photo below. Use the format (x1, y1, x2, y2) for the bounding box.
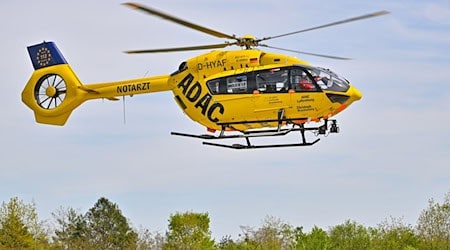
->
(299, 73, 315, 90)
(315, 76, 329, 89)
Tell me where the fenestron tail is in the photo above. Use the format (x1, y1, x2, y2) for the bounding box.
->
(22, 41, 171, 125)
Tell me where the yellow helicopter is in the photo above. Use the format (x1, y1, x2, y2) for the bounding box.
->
(22, 3, 388, 149)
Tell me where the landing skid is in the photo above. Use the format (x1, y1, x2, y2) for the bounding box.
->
(171, 119, 339, 149)
(202, 140, 320, 149)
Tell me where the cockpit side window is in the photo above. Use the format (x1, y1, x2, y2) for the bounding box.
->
(289, 68, 318, 92)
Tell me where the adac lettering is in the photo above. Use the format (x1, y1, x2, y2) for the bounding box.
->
(117, 82, 150, 94)
(177, 73, 224, 122)
(197, 59, 227, 71)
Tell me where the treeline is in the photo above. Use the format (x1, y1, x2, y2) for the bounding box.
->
(0, 191, 449, 249)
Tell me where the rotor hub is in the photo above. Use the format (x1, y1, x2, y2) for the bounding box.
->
(241, 35, 256, 41)
(46, 86, 57, 97)
(34, 74, 67, 110)
(238, 35, 259, 49)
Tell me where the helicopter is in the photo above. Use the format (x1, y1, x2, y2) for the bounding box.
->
(21, 3, 388, 149)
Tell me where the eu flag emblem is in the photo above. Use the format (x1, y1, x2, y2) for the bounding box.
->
(28, 41, 67, 70)
(37, 47, 52, 67)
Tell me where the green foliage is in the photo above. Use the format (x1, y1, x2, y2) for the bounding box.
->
(0, 207, 34, 248)
(164, 211, 215, 250)
(417, 191, 450, 249)
(52, 206, 89, 249)
(370, 216, 419, 250)
(298, 226, 330, 250)
(217, 235, 247, 250)
(85, 197, 138, 250)
(2, 191, 450, 249)
(52, 197, 138, 250)
(328, 219, 371, 250)
(135, 226, 165, 250)
(0, 197, 48, 249)
(236, 216, 304, 250)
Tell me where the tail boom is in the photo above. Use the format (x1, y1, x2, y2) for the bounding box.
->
(22, 41, 171, 125)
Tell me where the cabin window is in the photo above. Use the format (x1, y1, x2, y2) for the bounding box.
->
(255, 68, 289, 93)
(207, 74, 252, 94)
(226, 75, 248, 93)
(207, 79, 221, 94)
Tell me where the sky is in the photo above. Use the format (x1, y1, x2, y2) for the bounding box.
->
(1, 0, 450, 239)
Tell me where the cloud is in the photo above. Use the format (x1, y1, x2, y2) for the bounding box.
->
(423, 3, 450, 26)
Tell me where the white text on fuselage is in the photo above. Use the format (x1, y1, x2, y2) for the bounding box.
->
(197, 59, 227, 71)
(177, 73, 224, 123)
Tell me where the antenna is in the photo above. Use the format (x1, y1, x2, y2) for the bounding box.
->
(121, 70, 150, 125)
(122, 96, 126, 125)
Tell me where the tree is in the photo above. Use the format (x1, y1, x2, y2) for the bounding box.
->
(328, 220, 371, 250)
(52, 206, 89, 249)
(217, 235, 247, 250)
(236, 216, 302, 249)
(299, 226, 330, 250)
(417, 191, 450, 249)
(164, 211, 215, 250)
(370, 216, 419, 250)
(0, 197, 49, 249)
(84, 197, 138, 250)
(135, 226, 165, 250)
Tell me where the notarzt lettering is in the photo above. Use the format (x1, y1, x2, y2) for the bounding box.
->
(117, 82, 150, 94)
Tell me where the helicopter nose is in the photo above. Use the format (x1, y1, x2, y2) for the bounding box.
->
(349, 85, 362, 101)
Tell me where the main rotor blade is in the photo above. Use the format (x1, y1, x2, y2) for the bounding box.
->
(125, 43, 232, 54)
(260, 10, 389, 41)
(123, 2, 236, 40)
(260, 44, 351, 60)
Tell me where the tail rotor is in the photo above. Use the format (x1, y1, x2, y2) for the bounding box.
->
(34, 74, 67, 110)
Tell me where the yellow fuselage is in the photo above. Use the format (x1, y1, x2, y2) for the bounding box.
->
(22, 47, 361, 130)
(167, 49, 362, 131)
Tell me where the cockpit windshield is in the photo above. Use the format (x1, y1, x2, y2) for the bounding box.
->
(304, 66, 350, 92)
